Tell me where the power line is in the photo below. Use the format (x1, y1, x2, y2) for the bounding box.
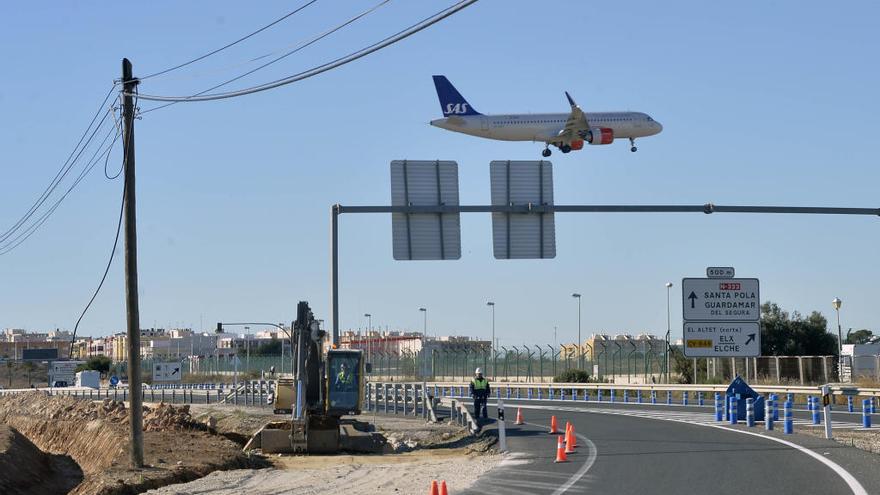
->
(140, 0, 394, 115)
(133, 0, 478, 103)
(0, 85, 117, 243)
(139, 0, 320, 81)
(68, 141, 127, 359)
(68, 182, 124, 357)
(0, 119, 122, 255)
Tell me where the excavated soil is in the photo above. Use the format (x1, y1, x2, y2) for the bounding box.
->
(0, 392, 266, 495)
(0, 424, 83, 495)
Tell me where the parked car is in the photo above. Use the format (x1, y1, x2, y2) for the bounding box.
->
(51, 380, 69, 388)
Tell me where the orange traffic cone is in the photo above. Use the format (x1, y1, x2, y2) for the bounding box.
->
(550, 415, 558, 434)
(439, 481, 448, 495)
(429, 480, 439, 495)
(571, 424, 578, 448)
(565, 427, 575, 454)
(515, 407, 524, 425)
(554, 435, 568, 463)
(564, 422, 571, 440)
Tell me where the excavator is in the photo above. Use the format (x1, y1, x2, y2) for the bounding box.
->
(250, 301, 370, 454)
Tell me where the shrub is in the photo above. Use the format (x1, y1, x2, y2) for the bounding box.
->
(553, 369, 590, 383)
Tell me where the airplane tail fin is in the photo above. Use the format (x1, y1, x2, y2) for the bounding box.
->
(432, 75, 481, 116)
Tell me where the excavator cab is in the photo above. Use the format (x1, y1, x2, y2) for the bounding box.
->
(326, 349, 364, 416)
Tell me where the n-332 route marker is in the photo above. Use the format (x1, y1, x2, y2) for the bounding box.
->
(682, 275, 761, 358)
(682, 278, 760, 321)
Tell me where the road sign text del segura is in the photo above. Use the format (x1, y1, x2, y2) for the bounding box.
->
(682, 278, 760, 321)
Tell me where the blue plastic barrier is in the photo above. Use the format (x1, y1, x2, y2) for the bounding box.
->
(729, 396, 738, 425)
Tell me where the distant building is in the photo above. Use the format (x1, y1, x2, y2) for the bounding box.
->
(841, 342, 880, 382)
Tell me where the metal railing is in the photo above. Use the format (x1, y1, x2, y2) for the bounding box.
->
(0, 380, 275, 407)
(417, 381, 880, 406)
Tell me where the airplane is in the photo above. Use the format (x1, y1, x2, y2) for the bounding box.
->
(429, 75, 662, 157)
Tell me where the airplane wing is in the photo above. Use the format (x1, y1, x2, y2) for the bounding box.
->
(557, 92, 591, 141)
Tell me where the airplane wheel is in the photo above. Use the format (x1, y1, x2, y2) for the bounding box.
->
(560, 145, 571, 153)
(542, 149, 551, 157)
(631, 146, 638, 152)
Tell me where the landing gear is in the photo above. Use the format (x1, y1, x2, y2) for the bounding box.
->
(560, 145, 572, 154)
(541, 147, 552, 157)
(629, 138, 637, 152)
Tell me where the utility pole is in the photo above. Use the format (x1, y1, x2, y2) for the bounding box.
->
(122, 58, 144, 469)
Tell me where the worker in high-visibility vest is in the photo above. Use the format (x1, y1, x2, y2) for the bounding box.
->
(336, 362, 354, 391)
(470, 368, 490, 419)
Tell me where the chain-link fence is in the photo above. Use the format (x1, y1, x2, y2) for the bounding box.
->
(109, 350, 838, 386)
(113, 355, 293, 383)
(368, 345, 668, 383)
(366, 346, 838, 386)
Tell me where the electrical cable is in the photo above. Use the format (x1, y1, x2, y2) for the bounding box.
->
(139, 0, 393, 115)
(68, 148, 126, 359)
(65, 88, 136, 357)
(0, 85, 117, 243)
(138, 0, 319, 81)
(0, 122, 121, 255)
(133, 0, 478, 103)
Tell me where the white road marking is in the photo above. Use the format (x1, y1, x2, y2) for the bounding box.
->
(508, 402, 868, 495)
(521, 420, 598, 495)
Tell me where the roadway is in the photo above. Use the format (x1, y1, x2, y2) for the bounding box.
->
(456, 399, 880, 495)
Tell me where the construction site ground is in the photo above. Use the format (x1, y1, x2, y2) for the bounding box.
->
(0, 392, 267, 495)
(150, 407, 499, 495)
(0, 393, 498, 495)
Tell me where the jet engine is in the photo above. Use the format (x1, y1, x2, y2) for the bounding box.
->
(580, 127, 614, 145)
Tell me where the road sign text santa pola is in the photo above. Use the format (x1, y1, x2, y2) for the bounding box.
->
(682, 278, 760, 321)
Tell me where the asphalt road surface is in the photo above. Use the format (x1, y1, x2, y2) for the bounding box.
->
(458, 399, 880, 495)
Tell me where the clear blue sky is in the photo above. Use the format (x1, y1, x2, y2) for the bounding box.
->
(1, 1, 878, 346)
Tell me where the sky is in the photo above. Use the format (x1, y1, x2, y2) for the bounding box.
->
(1, 0, 878, 347)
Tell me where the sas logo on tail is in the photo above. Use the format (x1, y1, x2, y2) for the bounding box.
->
(446, 103, 470, 114)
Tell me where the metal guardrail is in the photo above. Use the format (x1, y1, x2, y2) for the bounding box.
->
(365, 382, 438, 421)
(0, 381, 275, 407)
(418, 381, 880, 406)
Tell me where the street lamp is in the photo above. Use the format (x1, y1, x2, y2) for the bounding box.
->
(572, 294, 582, 369)
(832, 297, 843, 380)
(418, 308, 427, 379)
(664, 282, 673, 383)
(486, 302, 495, 377)
(244, 326, 250, 374)
(419, 308, 427, 335)
(364, 313, 372, 373)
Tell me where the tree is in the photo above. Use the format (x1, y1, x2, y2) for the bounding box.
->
(845, 329, 874, 345)
(23, 361, 36, 386)
(760, 302, 838, 356)
(76, 355, 111, 374)
(253, 339, 282, 356)
(670, 347, 693, 384)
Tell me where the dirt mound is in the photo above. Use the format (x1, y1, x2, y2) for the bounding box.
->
(0, 393, 202, 431)
(0, 424, 83, 495)
(0, 392, 266, 495)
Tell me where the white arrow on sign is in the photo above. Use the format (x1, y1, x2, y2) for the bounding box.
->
(683, 321, 761, 357)
(682, 278, 760, 322)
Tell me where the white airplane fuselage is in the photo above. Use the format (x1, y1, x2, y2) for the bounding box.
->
(431, 111, 662, 143)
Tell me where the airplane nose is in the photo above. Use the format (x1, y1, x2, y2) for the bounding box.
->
(654, 121, 663, 133)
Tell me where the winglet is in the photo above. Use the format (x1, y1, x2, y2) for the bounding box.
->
(565, 91, 577, 107)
